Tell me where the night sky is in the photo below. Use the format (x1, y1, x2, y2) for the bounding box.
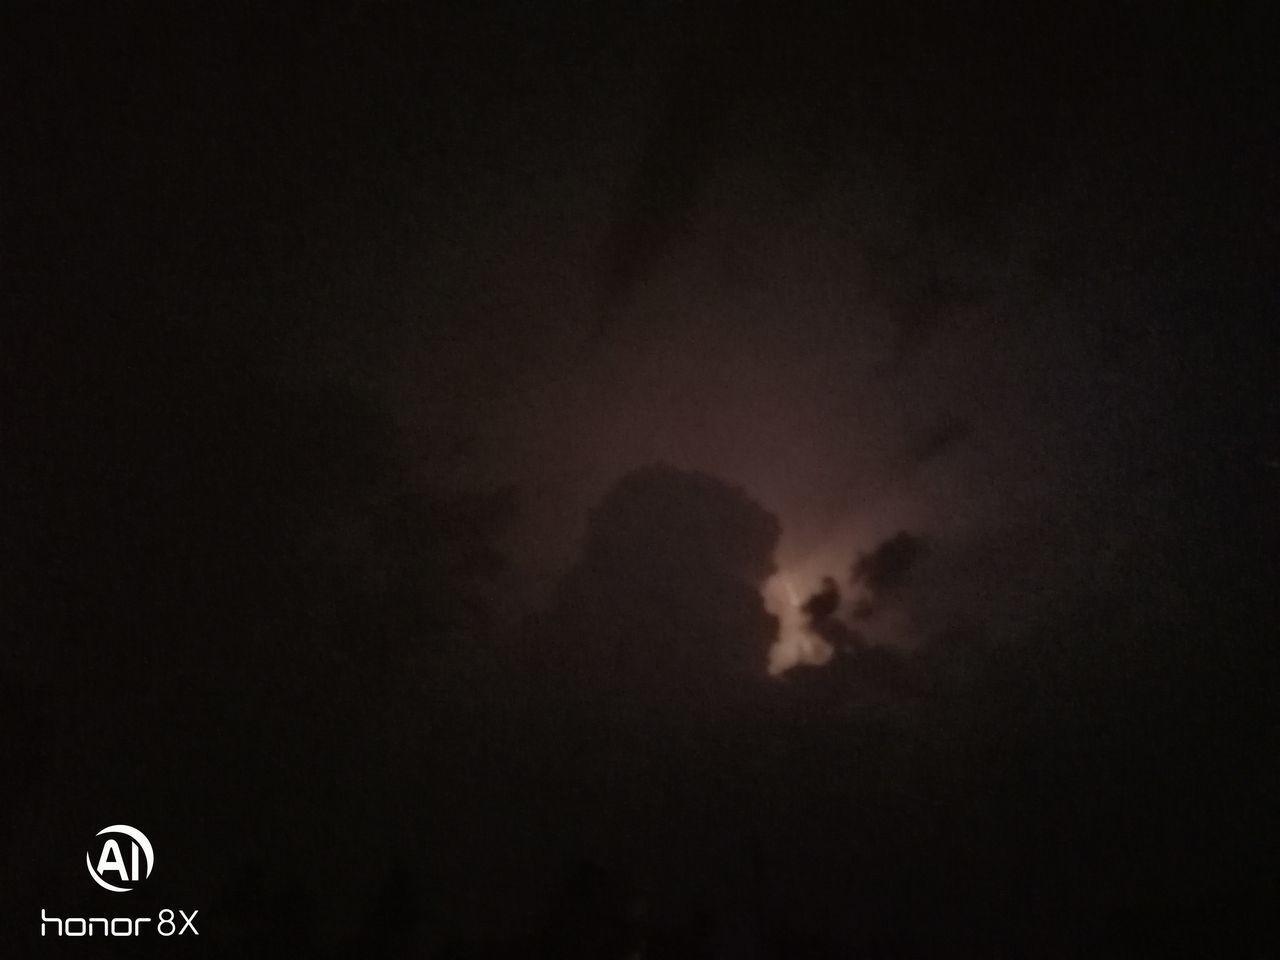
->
(5, 3, 1277, 957)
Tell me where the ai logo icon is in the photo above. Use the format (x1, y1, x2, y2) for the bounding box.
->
(43, 824, 198, 937)
(86, 825, 154, 893)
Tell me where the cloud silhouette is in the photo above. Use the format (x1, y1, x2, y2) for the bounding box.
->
(852, 531, 926, 596)
(538, 463, 781, 710)
(801, 576, 841, 625)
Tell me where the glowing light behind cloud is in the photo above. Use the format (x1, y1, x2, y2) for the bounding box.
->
(763, 566, 831, 674)
(760, 489, 928, 673)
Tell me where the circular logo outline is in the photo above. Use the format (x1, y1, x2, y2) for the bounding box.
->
(86, 824, 154, 893)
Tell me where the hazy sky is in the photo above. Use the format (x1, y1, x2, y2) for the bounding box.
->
(364, 3, 1204, 670)
(6, 3, 1274, 954)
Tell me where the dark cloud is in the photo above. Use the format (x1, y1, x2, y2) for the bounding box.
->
(799, 576, 866, 656)
(579, 463, 779, 590)
(540, 463, 781, 703)
(800, 575, 840, 625)
(812, 617, 866, 660)
(850, 595, 876, 621)
(852, 531, 927, 596)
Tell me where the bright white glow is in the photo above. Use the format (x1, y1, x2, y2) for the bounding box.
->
(763, 565, 832, 675)
(761, 499, 925, 674)
(782, 578, 801, 607)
